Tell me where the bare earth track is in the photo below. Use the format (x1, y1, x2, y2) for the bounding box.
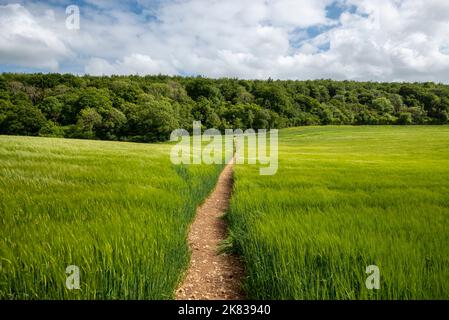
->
(176, 160, 245, 300)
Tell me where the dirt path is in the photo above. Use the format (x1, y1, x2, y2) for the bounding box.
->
(176, 159, 245, 300)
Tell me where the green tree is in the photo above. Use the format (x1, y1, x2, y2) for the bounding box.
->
(253, 83, 294, 116)
(186, 78, 222, 104)
(39, 120, 65, 137)
(75, 108, 103, 139)
(294, 94, 321, 112)
(110, 80, 142, 104)
(96, 108, 127, 140)
(0, 100, 46, 136)
(192, 97, 222, 129)
(77, 87, 112, 112)
(397, 112, 413, 125)
(221, 103, 262, 129)
(38, 96, 63, 122)
(371, 97, 394, 114)
(123, 94, 180, 142)
(253, 108, 272, 129)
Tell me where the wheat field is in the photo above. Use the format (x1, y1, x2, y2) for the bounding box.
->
(0, 136, 222, 299)
(228, 126, 449, 299)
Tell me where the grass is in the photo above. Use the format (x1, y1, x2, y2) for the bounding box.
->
(0, 135, 222, 299)
(228, 126, 449, 300)
(2, 126, 449, 300)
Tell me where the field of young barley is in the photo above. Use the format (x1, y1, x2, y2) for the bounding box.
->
(2, 126, 449, 300)
(0, 136, 222, 299)
(228, 126, 449, 300)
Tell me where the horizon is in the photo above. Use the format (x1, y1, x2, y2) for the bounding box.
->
(2, 72, 449, 86)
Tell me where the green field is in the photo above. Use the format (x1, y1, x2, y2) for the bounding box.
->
(0, 136, 222, 299)
(228, 126, 449, 299)
(1, 126, 449, 300)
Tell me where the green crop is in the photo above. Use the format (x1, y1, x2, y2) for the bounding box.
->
(0, 136, 222, 299)
(228, 126, 449, 300)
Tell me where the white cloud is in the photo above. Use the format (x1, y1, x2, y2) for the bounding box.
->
(268, 0, 449, 82)
(1, 0, 449, 82)
(0, 3, 70, 70)
(85, 54, 177, 75)
(269, 0, 333, 27)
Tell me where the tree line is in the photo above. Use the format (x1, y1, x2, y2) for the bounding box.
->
(1, 73, 448, 142)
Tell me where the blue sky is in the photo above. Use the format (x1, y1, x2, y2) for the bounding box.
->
(1, 0, 449, 82)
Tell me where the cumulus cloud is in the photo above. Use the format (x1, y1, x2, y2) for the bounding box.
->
(1, 0, 449, 82)
(85, 54, 177, 75)
(0, 3, 70, 70)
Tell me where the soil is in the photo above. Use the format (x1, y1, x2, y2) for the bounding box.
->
(175, 159, 245, 300)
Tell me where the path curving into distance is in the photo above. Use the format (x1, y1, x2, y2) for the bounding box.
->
(176, 159, 245, 300)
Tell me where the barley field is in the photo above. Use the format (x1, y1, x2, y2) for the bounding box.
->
(2, 126, 449, 300)
(228, 126, 449, 299)
(0, 136, 222, 299)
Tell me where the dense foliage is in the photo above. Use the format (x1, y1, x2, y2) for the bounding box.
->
(1, 73, 448, 142)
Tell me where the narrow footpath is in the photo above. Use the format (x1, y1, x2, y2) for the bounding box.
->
(176, 159, 245, 300)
